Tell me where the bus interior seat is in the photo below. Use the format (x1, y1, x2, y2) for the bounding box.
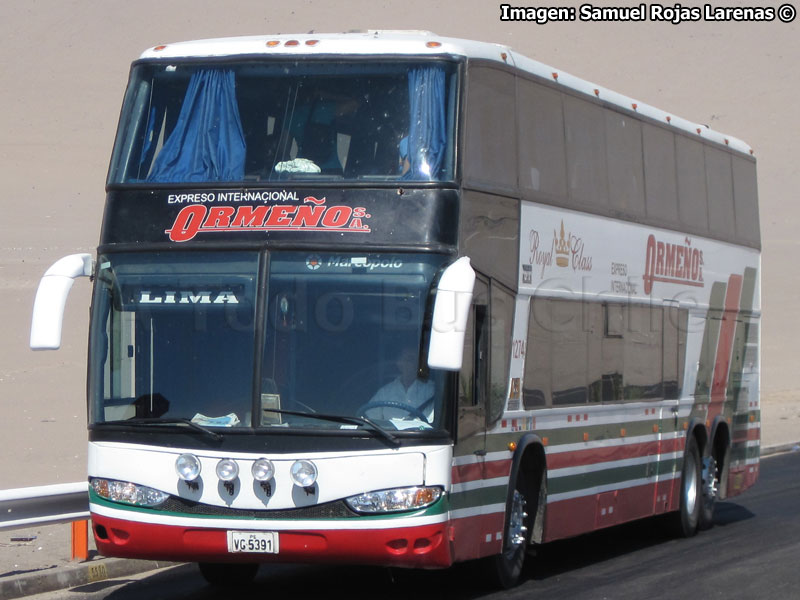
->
(299, 122, 343, 176)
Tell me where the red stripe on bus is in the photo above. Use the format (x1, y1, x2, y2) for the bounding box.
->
(451, 459, 512, 484)
(732, 427, 760, 443)
(708, 274, 743, 422)
(546, 435, 685, 470)
(453, 435, 686, 484)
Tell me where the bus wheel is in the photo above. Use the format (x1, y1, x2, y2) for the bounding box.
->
(700, 445, 726, 529)
(198, 562, 259, 586)
(487, 469, 533, 588)
(672, 435, 701, 537)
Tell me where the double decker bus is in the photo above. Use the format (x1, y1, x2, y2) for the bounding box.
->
(30, 31, 760, 588)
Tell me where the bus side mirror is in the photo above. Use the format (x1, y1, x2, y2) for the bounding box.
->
(427, 257, 475, 371)
(30, 254, 94, 350)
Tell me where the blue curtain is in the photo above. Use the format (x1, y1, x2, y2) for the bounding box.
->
(406, 66, 446, 180)
(147, 69, 246, 183)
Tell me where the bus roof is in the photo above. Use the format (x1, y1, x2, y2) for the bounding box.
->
(139, 31, 753, 156)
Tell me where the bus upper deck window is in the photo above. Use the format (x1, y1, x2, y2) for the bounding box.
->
(107, 61, 456, 185)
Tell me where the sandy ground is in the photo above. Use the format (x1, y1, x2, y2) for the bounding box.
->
(0, 0, 797, 493)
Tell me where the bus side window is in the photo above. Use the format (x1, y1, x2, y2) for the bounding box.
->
(624, 305, 663, 400)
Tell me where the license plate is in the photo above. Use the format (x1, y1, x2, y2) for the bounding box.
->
(226, 530, 279, 554)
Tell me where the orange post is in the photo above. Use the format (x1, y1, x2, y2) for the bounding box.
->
(71, 520, 89, 561)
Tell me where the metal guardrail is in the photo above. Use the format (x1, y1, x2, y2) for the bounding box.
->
(0, 482, 89, 531)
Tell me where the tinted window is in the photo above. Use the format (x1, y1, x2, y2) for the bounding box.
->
(108, 60, 457, 184)
(643, 124, 679, 225)
(732, 155, 760, 245)
(705, 147, 736, 237)
(676, 135, 709, 231)
(517, 79, 567, 199)
(464, 67, 517, 191)
(564, 95, 608, 208)
(606, 110, 645, 216)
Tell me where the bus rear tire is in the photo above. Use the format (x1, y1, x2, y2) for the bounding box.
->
(198, 562, 259, 586)
(699, 442, 729, 530)
(672, 435, 701, 538)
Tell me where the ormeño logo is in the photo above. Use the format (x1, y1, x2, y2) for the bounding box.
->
(642, 234, 704, 294)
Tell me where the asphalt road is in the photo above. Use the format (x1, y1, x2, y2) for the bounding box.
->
(27, 451, 800, 600)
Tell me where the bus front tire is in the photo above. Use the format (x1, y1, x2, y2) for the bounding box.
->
(486, 468, 534, 588)
(198, 562, 259, 586)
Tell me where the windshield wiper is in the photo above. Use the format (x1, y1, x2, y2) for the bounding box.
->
(261, 408, 399, 446)
(102, 418, 224, 442)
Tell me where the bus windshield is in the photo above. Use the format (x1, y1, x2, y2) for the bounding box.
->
(108, 60, 457, 185)
(89, 251, 451, 435)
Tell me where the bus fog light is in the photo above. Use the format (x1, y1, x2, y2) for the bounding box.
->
(290, 460, 318, 487)
(90, 478, 169, 507)
(175, 453, 202, 481)
(345, 486, 443, 514)
(216, 458, 239, 482)
(252, 458, 275, 481)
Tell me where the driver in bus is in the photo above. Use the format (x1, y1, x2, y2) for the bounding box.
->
(366, 347, 434, 422)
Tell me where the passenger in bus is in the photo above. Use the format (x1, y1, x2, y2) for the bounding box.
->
(365, 347, 434, 422)
(398, 136, 410, 176)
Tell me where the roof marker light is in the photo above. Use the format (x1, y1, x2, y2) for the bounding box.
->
(724, 138, 730, 145)
(426, 41, 442, 48)
(153, 45, 167, 52)
(750, 149, 755, 155)
(501, 52, 508, 62)
(305, 39, 319, 46)
(552, 72, 559, 80)
(631, 103, 638, 111)
(266, 40, 280, 47)
(594, 89, 600, 97)
(666, 116, 672, 123)
(696, 128, 702, 134)
(285, 40, 300, 46)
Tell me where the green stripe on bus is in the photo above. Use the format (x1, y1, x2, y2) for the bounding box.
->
(548, 458, 680, 496)
(449, 484, 507, 511)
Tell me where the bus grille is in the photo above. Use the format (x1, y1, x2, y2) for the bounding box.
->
(155, 495, 358, 519)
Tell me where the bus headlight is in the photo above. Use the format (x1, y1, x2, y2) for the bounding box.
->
(345, 486, 443, 514)
(290, 460, 318, 487)
(90, 478, 169, 507)
(175, 453, 202, 481)
(252, 458, 275, 481)
(216, 458, 239, 482)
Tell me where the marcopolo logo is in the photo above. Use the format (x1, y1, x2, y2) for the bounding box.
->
(642, 234, 704, 295)
(165, 196, 371, 242)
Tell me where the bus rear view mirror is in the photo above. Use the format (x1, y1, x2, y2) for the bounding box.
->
(428, 257, 475, 371)
(30, 254, 94, 350)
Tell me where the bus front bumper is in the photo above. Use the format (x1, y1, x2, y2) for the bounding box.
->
(90, 511, 453, 569)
